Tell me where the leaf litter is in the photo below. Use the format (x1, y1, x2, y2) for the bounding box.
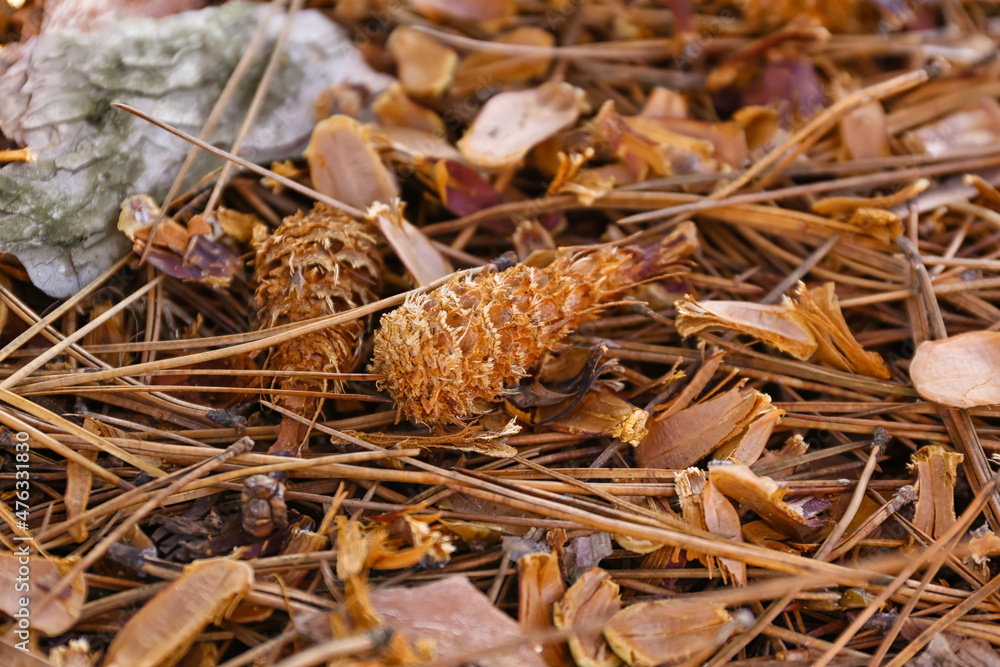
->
(5, 1, 1000, 666)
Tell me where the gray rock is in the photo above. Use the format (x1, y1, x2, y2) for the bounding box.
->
(0, 1, 390, 297)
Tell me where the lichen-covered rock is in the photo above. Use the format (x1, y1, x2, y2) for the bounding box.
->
(0, 1, 390, 297)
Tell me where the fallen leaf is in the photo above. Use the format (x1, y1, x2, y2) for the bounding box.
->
(903, 97, 1000, 157)
(103, 559, 254, 667)
(637, 387, 769, 470)
(305, 115, 400, 210)
(709, 460, 828, 536)
(910, 445, 963, 539)
(386, 27, 457, 98)
(373, 82, 447, 136)
(538, 387, 649, 445)
(0, 554, 86, 636)
(910, 331, 1000, 408)
(703, 479, 747, 585)
(675, 295, 818, 360)
(458, 82, 586, 168)
(553, 568, 622, 667)
(517, 552, 568, 666)
(371, 577, 548, 667)
(794, 282, 891, 379)
(366, 199, 453, 287)
(604, 599, 741, 667)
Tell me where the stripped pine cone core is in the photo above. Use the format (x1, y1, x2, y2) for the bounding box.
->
(372, 222, 699, 427)
(253, 203, 382, 422)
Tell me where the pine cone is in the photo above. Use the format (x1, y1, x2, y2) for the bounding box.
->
(372, 222, 699, 428)
(253, 204, 382, 428)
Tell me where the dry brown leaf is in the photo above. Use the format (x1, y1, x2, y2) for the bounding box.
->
(751, 434, 809, 479)
(703, 479, 747, 586)
(406, 0, 514, 24)
(0, 554, 86, 636)
(374, 82, 447, 136)
(794, 282, 891, 378)
(910, 445, 963, 540)
(903, 97, 1000, 157)
(538, 388, 649, 445)
(675, 467, 709, 564)
(593, 101, 717, 179)
(834, 75, 889, 160)
(517, 552, 568, 666)
(369, 124, 464, 164)
(675, 295, 818, 360)
(372, 576, 548, 667)
(715, 405, 784, 466)
(451, 27, 554, 97)
(743, 520, 801, 554)
(637, 387, 769, 470)
(366, 199, 453, 287)
(709, 460, 827, 536)
(910, 331, 1000, 408)
(304, 115, 399, 210)
(103, 559, 253, 667)
(386, 27, 457, 98)
(604, 599, 741, 667)
(64, 439, 99, 543)
(118, 194, 240, 286)
(677, 285, 889, 378)
(553, 568, 622, 667)
(458, 82, 585, 168)
(969, 525, 1000, 565)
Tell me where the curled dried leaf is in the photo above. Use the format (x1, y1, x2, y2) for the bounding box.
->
(370, 124, 463, 163)
(604, 599, 741, 667)
(675, 295, 817, 359)
(715, 405, 784, 466)
(910, 331, 1000, 408)
(537, 388, 648, 445)
(553, 568, 622, 667)
(0, 554, 86, 636)
(386, 27, 457, 98)
(708, 460, 827, 536)
(593, 101, 718, 179)
(703, 479, 747, 585)
(794, 282, 891, 378)
(374, 82, 447, 135)
(909, 445, 963, 539)
(117, 195, 240, 286)
(103, 559, 254, 667)
(304, 115, 399, 210)
(366, 199, 453, 287)
(518, 552, 568, 666)
(637, 388, 770, 470)
(458, 82, 585, 168)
